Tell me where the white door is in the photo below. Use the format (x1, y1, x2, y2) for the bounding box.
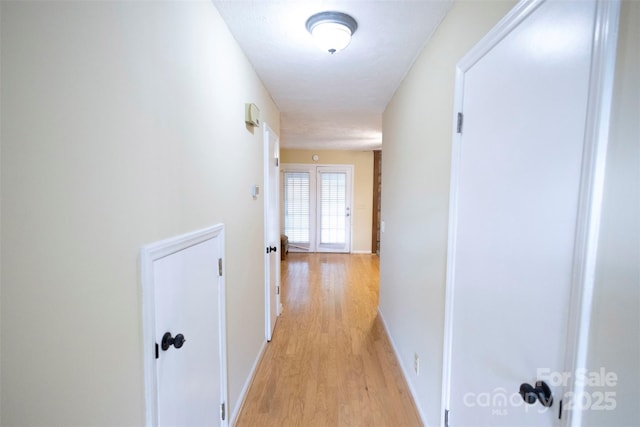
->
(281, 164, 353, 253)
(316, 166, 352, 253)
(442, 1, 619, 426)
(264, 124, 281, 341)
(141, 225, 228, 427)
(282, 168, 316, 252)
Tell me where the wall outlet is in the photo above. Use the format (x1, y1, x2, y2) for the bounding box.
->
(414, 353, 420, 375)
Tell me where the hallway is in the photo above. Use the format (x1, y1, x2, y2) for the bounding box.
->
(236, 253, 422, 426)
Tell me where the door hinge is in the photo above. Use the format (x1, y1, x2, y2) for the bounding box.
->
(218, 258, 223, 277)
(277, 286, 280, 295)
(275, 157, 279, 167)
(155, 343, 159, 359)
(457, 112, 464, 134)
(220, 402, 226, 421)
(444, 409, 450, 427)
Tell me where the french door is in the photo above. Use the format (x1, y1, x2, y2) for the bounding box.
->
(281, 164, 352, 253)
(316, 166, 351, 252)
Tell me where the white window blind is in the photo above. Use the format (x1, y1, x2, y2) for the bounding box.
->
(283, 172, 310, 244)
(319, 172, 346, 245)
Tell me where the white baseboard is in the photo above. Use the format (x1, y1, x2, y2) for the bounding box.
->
(230, 340, 267, 426)
(351, 250, 373, 254)
(378, 309, 429, 427)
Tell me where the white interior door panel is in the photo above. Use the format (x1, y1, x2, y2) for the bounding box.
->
(442, 1, 619, 425)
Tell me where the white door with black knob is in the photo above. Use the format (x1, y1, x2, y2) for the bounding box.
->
(141, 224, 228, 427)
(264, 123, 281, 342)
(441, 0, 619, 426)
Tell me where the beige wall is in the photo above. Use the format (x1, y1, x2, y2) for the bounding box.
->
(1, 1, 278, 425)
(584, 1, 640, 425)
(280, 149, 374, 253)
(379, 2, 516, 425)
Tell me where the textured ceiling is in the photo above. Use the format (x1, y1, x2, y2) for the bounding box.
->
(213, 0, 453, 150)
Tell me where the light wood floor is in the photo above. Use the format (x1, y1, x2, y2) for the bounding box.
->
(235, 253, 423, 427)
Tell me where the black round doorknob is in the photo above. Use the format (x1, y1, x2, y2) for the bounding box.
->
(519, 380, 553, 407)
(534, 380, 553, 407)
(161, 332, 186, 351)
(173, 334, 185, 349)
(519, 383, 537, 404)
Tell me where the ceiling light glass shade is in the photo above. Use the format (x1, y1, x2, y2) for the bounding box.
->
(306, 11, 358, 54)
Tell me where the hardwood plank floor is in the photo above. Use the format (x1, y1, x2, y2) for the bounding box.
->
(235, 253, 423, 427)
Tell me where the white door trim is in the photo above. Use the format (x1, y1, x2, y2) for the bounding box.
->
(264, 123, 281, 342)
(440, 1, 620, 426)
(140, 224, 228, 427)
(561, 1, 620, 424)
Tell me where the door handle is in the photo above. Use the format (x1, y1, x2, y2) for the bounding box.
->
(161, 332, 186, 351)
(266, 246, 278, 253)
(519, 380, 553, 407)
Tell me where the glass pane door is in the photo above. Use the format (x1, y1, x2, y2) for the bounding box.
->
(317, 167, 351, 253)
(281, 164, 352, 253)
(283, 171, 312, 251)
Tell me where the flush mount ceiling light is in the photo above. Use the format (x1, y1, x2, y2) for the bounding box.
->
(306, 11, 358, 54)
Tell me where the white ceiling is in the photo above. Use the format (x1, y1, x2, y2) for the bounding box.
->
(213, 0, 453, 151)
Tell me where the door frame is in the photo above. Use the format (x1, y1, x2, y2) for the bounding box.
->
(440, 0, 621, 426)
(281, 163, 354, 253)
(140, 224, 228, 426)
(263, 123, 281, 342)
